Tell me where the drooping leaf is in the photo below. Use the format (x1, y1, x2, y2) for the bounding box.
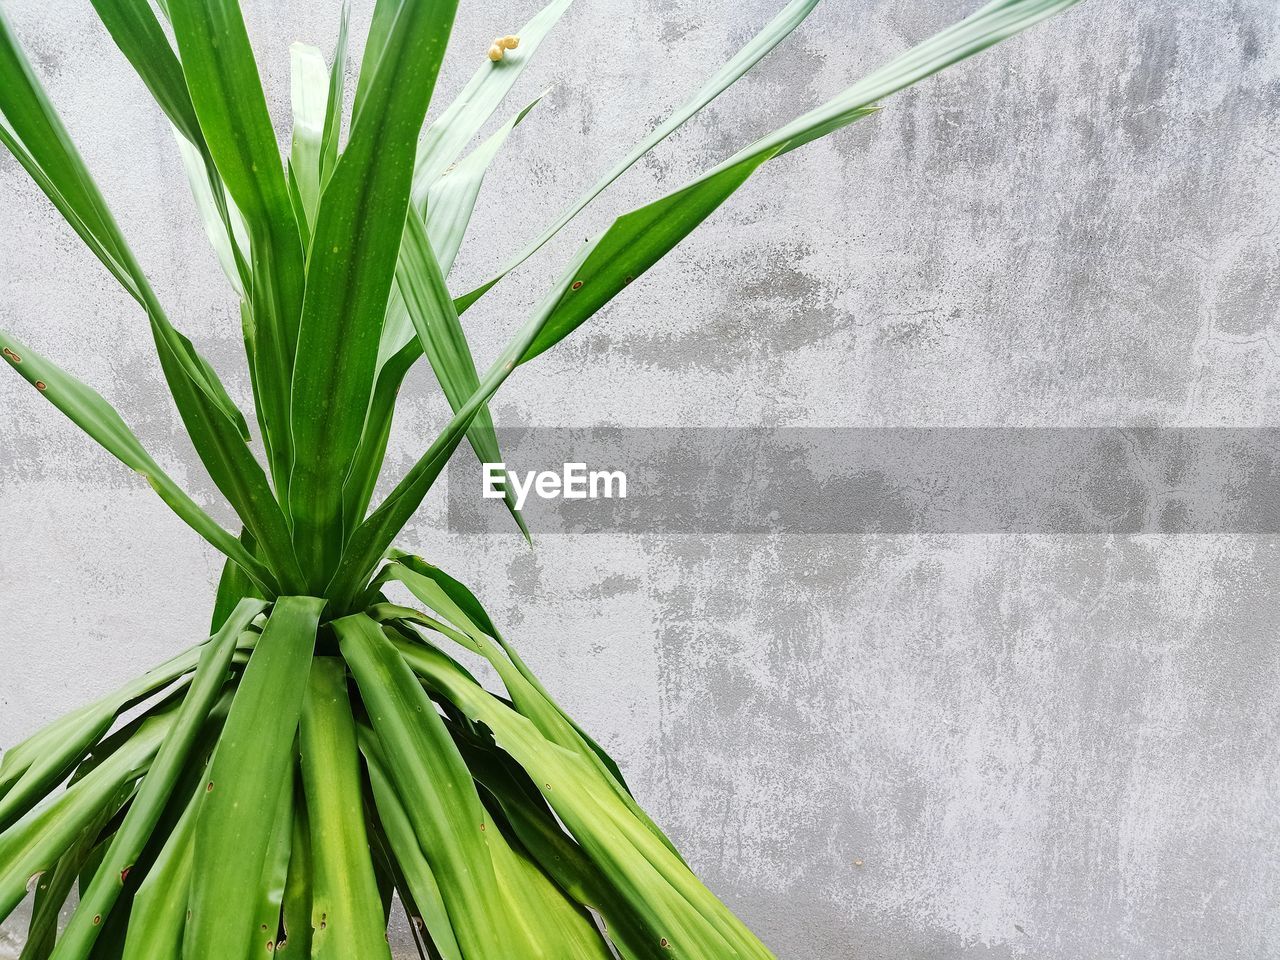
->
(18, 779, 134, 960)
(376, 555, 643, 821)
(120, 779, 202, 960)
(50, 600, 265, 959)
(463, 742, 656, 960)
(337, 613, 533, 957)
(300, 658, 391, 960)
(0, 708, 177, 922)
(185, 596, 323, 959)
(279, 780, 314, 958)
(359, 735, 462, 960)
(392, 636, 768, 959)
(0, 626, 254, 832)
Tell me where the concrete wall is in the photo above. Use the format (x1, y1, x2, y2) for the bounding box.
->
(2, 1, 1277, 957)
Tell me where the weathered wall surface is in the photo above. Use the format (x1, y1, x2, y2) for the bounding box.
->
(2, 1, 1277, 957)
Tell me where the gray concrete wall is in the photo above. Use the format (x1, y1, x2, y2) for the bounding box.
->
(1, 1, 1277, 957)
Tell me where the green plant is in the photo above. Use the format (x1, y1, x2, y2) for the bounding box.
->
(0, 0, 1079, 956)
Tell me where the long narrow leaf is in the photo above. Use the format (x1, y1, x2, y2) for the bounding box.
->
(300, 658, 390, 960)
(518, 0, 1081, 362)
(456, 0, 820, 313)
(279, 782, 314, 957)
(336, 613, 532, 957)
(396, 213, 529, 538)
(332, 0, 1080, 601)
(359, 736, 462, 960)
(0, 710, 176, 922)
(50, 600, 265, 959)
(288, 43, 330, 241)
(120, 779, 203, 960)
(391, 636, 765, 958)
(18, 779, 133, 960)
(374, 558, 667, 860)
(319, 3, 350, 187)
(0, 629, 255, 832)
(169, 0, 307, 489)
(410, 0, 573, 208)
(87, 0, 201, 146)
(0, 335, 277, 594)
(185, 596, 323, 959)
(328, 248, 591, 607)
(288, 0, 460, 586)
(0, 12, 306, 591)
(343, 97, 542, 535)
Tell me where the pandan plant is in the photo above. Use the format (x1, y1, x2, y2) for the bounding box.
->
(0, 0, 1079, 957)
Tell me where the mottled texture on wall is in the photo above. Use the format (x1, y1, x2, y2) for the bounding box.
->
(1, 1, 1277, 958)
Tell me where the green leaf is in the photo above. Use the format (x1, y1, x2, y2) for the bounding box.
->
(336, 613, 532, 958)
(343, 97, 542, 536)
(87, 0, 202, 147)
(391, 635, 775, 959)
(121, 779, 202, 960)
(172, 129, 249, 298)
(359, 736, 462, 960)
(396, 212, 529, 539)
(18, 779, 133, 960)
(515, 0, 1082, 361)
(278, 782, 314, 957)
(424, 95, 544, 277)
(320, 3, 350, 187)
(249, 767, 295, 957)
(0, 5, 255, 443)
(327, 251, 591, 607)
(0, 627, 255, 833)
(168, 0, 307, 490)
(0, 335, 278, 595)
(185, 596, 323, 960)
(456, 0, 822, 314)
(484, 798, 615, 960)
(288, 0, 461, 586)
(0, 709, 177, 923)
(463, 744, 655, 960)
(300, 658, 391, 960)
(0, 9, 305, 593)
(0, 7, 135, 293)
(50, 600, 266, 959)
(210, 529, 266, 633)
(377, 556, 642, 813)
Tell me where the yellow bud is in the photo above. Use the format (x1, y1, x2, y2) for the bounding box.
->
(488, 43, 504, 62)
(501, 35, 520, 49)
